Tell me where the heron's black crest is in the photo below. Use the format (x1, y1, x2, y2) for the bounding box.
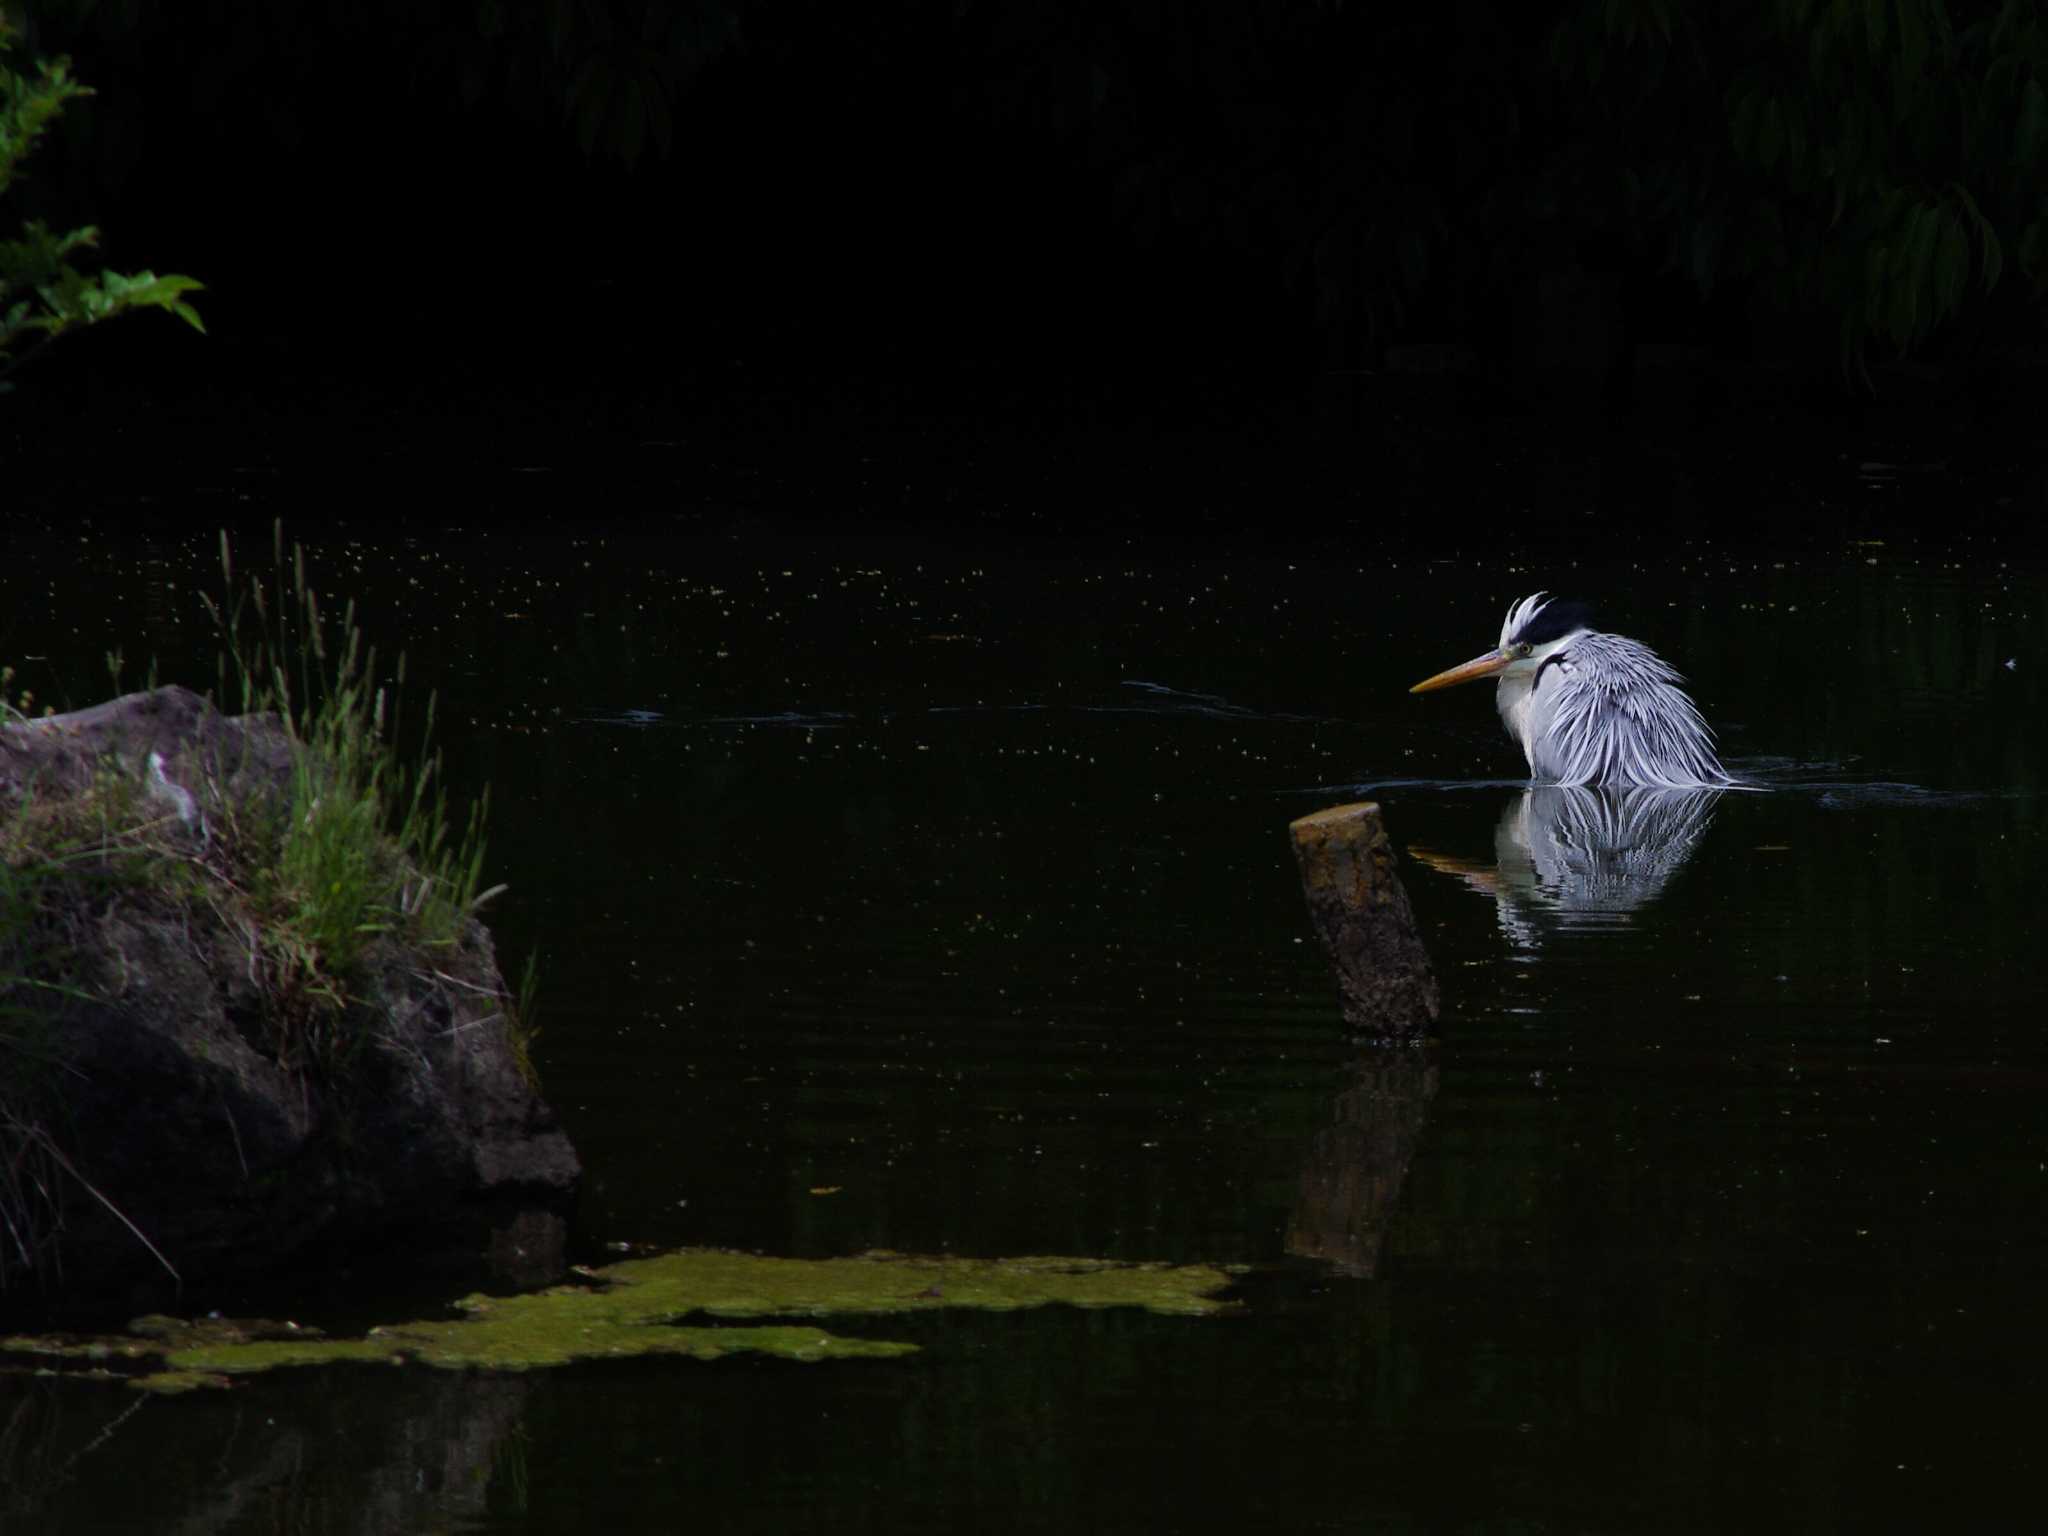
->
(1510, 598, 1594, 647)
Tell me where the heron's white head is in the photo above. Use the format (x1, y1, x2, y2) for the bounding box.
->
(1409, 592, 1594, 693)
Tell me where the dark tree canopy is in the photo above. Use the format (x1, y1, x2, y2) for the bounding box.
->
(12, 0, 2048, 390)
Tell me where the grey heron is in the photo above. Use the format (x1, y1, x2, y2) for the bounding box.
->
(1409, 592, 1741, 789)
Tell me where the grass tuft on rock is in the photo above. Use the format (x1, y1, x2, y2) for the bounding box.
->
(203, 524, 499, 976)
(183, 522, 530, 1076)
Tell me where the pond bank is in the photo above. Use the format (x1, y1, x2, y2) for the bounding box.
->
(0, 686, 576, 1321)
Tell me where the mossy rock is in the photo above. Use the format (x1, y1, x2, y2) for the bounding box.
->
(1, 686, 578, 1304)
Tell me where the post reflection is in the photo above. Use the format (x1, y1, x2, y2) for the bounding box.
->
(1285, 1047, 1438, 1279)
(1411, 786, 1724, 946)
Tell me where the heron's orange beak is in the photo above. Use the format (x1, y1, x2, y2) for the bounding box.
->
(1409, 648, 1512, 693)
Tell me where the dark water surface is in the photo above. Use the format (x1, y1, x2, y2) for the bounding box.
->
(2, 497, 2045, 1533)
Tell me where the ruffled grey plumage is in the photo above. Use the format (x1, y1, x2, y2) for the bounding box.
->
(1495, 595, 1739, 789)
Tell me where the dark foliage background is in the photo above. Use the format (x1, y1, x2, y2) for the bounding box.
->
(8, 0, 2048, 518)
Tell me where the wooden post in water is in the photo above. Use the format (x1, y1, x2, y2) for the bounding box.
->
(1288, 801, 1439, 1041)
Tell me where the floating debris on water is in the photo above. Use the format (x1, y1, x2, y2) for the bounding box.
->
(0, 1248, 1244, 1393)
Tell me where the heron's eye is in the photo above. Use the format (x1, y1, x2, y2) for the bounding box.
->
(1515, 642, 1533, 658)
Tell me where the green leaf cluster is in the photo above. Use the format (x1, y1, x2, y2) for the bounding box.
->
(959, 0, 2048, 380)
(0, 19, 202, 386)
(1551, 0, 2048, 375)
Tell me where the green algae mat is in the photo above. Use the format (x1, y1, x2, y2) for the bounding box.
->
(0, 1247, 1243, 1393)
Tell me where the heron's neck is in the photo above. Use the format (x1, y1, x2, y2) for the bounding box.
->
(1496, 671, 1539, 765)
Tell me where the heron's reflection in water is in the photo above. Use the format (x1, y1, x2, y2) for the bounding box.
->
(1285, 1048, 1438, 1279)
(1412, 786, 1724, 946)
